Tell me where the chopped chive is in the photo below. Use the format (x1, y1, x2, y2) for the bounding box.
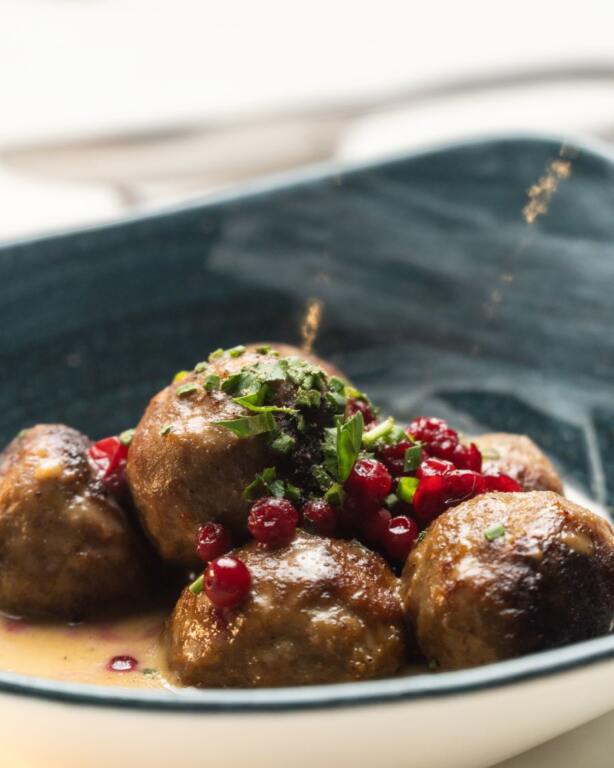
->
(324, 482, 346, 507)
(484, 522, 506, 541)
(213, 412, 276, 438)
(208, 348, 224, 362)
(417, 529, 427, 543)
(234, 395, 297, 415)
(194, 361, 208, 373)
(203, 374, 221, 391)
(256, 344, 271, 354)
(119, 428, 135, 446)
(176, 382, 199, 398)
(285, 483, 302, 503)
(159, 423, 174, 436)
(397, 476, 419, 503)
(404, 443, 423, 472)
(228, 345, 246, 358)
(189, 575, 204, 595)
(270, 433, 296, 454)
(362, 416, 395, 447)
(173, 370, 190, 384)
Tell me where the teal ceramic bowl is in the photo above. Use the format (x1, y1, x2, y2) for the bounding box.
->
(1, 136, 614, 768)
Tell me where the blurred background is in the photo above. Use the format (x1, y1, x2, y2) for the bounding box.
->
(1, 0, 614, 243)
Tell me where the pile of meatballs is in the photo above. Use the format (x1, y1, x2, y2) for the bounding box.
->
(1, 342, 613, 688)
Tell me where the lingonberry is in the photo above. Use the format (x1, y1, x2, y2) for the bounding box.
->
(204, 556, 251, 608)
(451, 442, 482, 472)
(347, 398, 376, 425)
(107, 655, 138, 672)
(345, 458, 392, 508)
(196, 522, 232, 563)
(248, 497, 299, 545)
(482, 473, 522, 492)
(88, 436, 129, 495)
(359, 507, 391, 548)
(376, 440, 416, 477)
(302, 499, 337, 537)
(383, 515, 419, 562)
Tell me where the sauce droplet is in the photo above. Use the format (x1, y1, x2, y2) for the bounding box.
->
(107, 655, 138, 672)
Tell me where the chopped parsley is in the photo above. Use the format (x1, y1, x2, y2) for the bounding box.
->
(484, 522, 506, 541)
(270, 433, 296, 454)
(176, 382, 199, 398)
(119, 428, 135, 446)
(203, 374, 221, 391)
(243, 467, 301, 502)
(213, 412, 277, 438)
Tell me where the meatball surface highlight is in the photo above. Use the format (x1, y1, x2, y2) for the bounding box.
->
(401, 491, 614, 670)
(476, 432, 563, 493)
(0, 424, 150, 619)
(167, 531, 406, 687)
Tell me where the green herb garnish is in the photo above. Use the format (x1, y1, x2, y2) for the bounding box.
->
(312, 464, 334, 492)
(296, 389, 321, 409)
(329, 376, 346, 393)
(324, 482, 346, 507)
(325, 391, 346, 412)
(228, 344, 246, 358)
(404, 444, 423, 472)
(204, 374, 221, 391)
(243, 467, 278, 500)
(159, 423, 174, 436)
(480, 448, 501, 461)
(176, 382, 199, 398)
(270, 433, 296, 454)
(337, 411, 364, 482)
(397, 476, 419, 503)
(256, 344, 271, 354)
(189, 575, 204, 595)
(141, 668, 157, 676)
(484, 522, 506, 541)
(417, 529, 427, 543)
(213, 412, 276, 438)
(384, 493, 401, 511)
(234, 394, 297, 415)
(208, 348, 224, 362)
(362, 416, 395, 447)
(119, 428, 135, 446)
(194, 361, 208, 373)
(285, 483, 302, 503)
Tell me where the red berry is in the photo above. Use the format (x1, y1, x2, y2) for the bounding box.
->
(302, 499, 337, 537)
(196, 522, 232, 563)
(345, 458, 392, 507)
(88, 436, 129, 495)
(204, 556, 251, 608)
(376, 440, 415, 476)
(412, 473, 449, 524)
(383, 515, 419, 562)
(408, 417, 449, 444)
(248, 497, 299, 545)
(360, 507, 391, 548)
(444, 469, 485, 505)
(452, 442, 482, 472)
(107, 655, 138, 672)
(483, 473, 522, 492)
(347, 398, 376, 425)
(417, 457, 455, 478)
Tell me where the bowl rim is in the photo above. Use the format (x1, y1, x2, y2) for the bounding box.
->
(1, 131, 614, 713)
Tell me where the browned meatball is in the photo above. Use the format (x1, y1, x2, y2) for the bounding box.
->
(166, 531, 406, 687)
(127, 346, 346, 567)
(475, 432, 563, 493)
(0, 424, 151, 619)
(401, 491, 614, 670)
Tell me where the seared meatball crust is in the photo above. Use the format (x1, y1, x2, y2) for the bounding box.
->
(167, 531, 406, 687)
(401, 491, 614, 670)
(127, 346, 347, 568)
(476, 432, 563, 493)
(0, 424, 150, 620)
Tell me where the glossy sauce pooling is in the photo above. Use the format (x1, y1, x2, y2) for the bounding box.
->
(0, 608, 174, 689)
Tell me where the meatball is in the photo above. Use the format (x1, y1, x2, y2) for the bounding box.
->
(127, 346, 345, 567)
(401, 491, 614, 670)
(0, 424, 150, 619)
(476, 432, 563, 493)
(166, 531, 406, 687)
